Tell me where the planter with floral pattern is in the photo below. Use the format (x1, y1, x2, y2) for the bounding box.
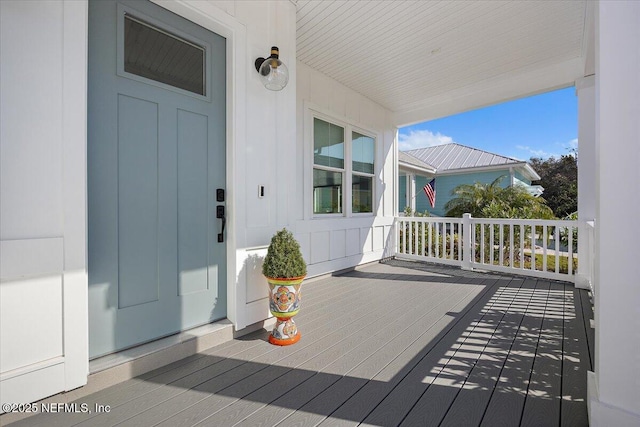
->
(266, 275, 304, 345)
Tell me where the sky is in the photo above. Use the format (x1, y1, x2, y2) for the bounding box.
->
(398, 87, 578, 161)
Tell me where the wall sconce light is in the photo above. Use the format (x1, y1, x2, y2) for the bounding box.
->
(255, 46, 289, 91)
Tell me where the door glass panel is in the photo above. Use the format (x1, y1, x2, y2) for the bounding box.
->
(124, 14, 206, 95)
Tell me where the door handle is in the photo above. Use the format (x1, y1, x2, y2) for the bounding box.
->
(217, 205, 226, 242)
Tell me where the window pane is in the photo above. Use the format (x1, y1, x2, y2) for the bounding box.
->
(352, 175, 373, 213)
(313, 169, 342, 214)
(125, 15, 205, 95)
(314, 118, 344, 169)
(352, 132, 374, 174)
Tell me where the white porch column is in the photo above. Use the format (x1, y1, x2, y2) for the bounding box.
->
(409, 173, 416, 213)
(575, 75, 595, 289)
(589, 2, 640, 425)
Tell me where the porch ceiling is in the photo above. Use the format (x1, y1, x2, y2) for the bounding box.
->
(296, 0, 589, 125)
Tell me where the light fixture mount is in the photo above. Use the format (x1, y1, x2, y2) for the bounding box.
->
(255, 46, 289, 91)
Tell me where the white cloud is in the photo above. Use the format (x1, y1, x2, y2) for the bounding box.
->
(515, 145, 557, 158)
(398, 130, 455, 151)
(564, 138, 578, 156)
(515, 139, 578, 159)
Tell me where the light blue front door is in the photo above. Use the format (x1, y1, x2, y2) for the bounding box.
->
(88, 0, 226, 358)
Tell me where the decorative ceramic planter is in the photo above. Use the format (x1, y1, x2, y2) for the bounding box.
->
(266, 275, 305, 345)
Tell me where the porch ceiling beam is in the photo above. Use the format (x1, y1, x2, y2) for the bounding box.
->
(392, 57, 584, 128)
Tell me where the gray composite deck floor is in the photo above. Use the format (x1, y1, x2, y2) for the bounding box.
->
(8, 259, 593, 427)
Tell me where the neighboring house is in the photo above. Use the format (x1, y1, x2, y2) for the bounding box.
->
(1, 1, 638, 425)
(399, 143, 544, 216)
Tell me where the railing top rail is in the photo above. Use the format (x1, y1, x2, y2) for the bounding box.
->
(396, 216, 577, 227)
(469, 218, 578, 227)
(397, 217, 463, 224)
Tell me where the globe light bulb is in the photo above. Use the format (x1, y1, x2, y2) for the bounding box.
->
(255, 46, 289, 91)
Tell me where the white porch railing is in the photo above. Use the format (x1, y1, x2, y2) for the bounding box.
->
(395, 214, 580, 283)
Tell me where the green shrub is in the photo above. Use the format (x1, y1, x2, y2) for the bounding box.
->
(262, 228, 307, 279)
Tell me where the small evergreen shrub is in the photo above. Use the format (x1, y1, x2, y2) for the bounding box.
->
(262, 228, 307, 279)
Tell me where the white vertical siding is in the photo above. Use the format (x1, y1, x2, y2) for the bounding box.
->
(0, 0, 88, 407)
(0, 1, 64, 239)
(295, 62, 396, 278)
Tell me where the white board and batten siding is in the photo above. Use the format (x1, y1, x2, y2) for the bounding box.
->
(0, 0, 88, 407)
(239, 61, 397, 329)
(295, 63, 397, 277)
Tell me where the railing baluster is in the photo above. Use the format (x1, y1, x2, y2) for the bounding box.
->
(458, 221, 462, 262)
(499, 224, 504, 267)
(421, 220, 426, 257)
(480, 224, 485, 264)
(428, 221, 432, 258)
(520, 224, 525, 270)
(449, 222, 453, 260)
(530, 225, 535, 271)
(542, 225, 548, 273)
(471, 223, 476, 265)
(568, 225, 573, 275)
(405, 220, 409, 254)
(553, 226, 560, 274)
(489, 223, 494, 266)
(416, 221, 419, 256)
(435, 221, 440, 259)
(509, 224, 514, 268)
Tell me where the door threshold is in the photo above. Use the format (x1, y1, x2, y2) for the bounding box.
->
(87, 319, 233, 387)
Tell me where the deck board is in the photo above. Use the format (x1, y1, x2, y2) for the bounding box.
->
(579, 289, 595, 370)
(142, 269, 442, 427)
(392, 277, 526, 427)
(438, 279, 539, 427)
(520, 282, 566, 427)
(5, 260, 591, 427)
(273, 278, 477, 427)
(560, 288, 590, 426)
(117, 274, 422, 427)
(323, 276, 506, 427)
(479, 280, 550, 427)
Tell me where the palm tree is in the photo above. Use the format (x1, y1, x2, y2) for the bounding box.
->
(444, 175, 554, 219)
(444, 175, 555, 265)
(444, 176, 507, 218)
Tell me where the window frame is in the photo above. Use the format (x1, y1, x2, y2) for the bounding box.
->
(307, 106, 378, 219)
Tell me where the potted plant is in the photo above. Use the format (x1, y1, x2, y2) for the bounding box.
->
(262, 228, 307, 345)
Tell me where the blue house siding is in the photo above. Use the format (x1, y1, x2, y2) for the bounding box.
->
(515, 170, 529, 183)
(415, 170, 512, 216)
(399, 175, 408, 212)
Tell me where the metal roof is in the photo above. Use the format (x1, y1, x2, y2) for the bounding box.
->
(402, 143, 541, 181)
(398, 151, 435, 174)
(404, 143, 521, 171)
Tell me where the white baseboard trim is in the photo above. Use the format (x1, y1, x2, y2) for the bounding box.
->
(575, 273, 591, 289)
(588, 371, 640, 426)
